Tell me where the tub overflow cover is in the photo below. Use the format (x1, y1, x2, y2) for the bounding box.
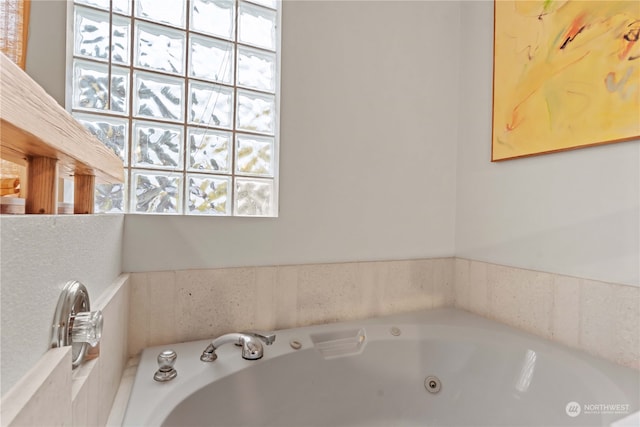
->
(424, 376, 441, 393)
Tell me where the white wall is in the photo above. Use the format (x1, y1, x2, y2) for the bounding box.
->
(0, 215, 124, 395)
(455, 1, 640, 286)
(0, 1, 123, 396)
(122, 0, 461, 272)
(24, 0, 67, 106)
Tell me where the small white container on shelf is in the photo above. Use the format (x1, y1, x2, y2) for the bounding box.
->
(0, 196, 25, 214)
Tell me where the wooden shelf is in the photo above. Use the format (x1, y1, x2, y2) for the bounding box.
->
(0, 53, 124, 214)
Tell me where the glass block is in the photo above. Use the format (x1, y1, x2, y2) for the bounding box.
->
(113, 0, 131, 15)
(135, 21, 185, 75)
(95, 181, 126, 213)
(235, 178, 273, 216)
(239, 1, 276, 51)
(188, 128, 231, 173)
(189, 34, 234, 84)
(189, 82, 233, 129)
(136, 0, 186, 29)
(191, 0, 234, 40)
(187, 174, 230, 215)
(134, 72, 184, 122)
(73, 60, 129, 114)
(74, 7, 110, 62)
(246, 0, 279, 10)
(133, 121, 183, 169)
(111, 15, 131, 64)
(237, 89, 275, 134)
(131, 170, 182, 214)
(73, 8, 129, 64)
(237, 46, 275, 92)
(74, 113, 128, 164)
(75, 0, 109, 11)
(236, 134, 273, 176)
(110, 67, 130, 113)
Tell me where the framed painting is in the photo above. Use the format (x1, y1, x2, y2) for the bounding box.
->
(492, 0, 640, 161)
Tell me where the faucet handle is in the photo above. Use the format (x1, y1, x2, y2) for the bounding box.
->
(71, 310, 103, 347)
(154, 350, 177, 382)
(242, 331, 276, 345)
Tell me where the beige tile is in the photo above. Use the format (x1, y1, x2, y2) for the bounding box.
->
(127, 273, 150, 357)
(372, 261, 392, 315)
(454, 258, 470, 310)
(71, 358, 99, 427)
(1, 347, 72, 427)
(581, 279, 616, 361)
(106, 357, 139, 427)
(582, 280, 640, 368)
(378, 260, 435, 315)
(432, 258, 455, 308)
(551, 275, 581, 348)
(254, 266, 277, 331)
(85, 363, 100, 427)
(519, 269, 555, 339)
(487, 263, 518, 323)
(97, 276, 130, 426)
(274, 266, 298, 329)
(409, 259, 436, 311)
(613, 284, 640, 369)
(296, 262, 361, 326)
(71, 381, 88, 427)
(175, 267, 257, 342)
(488, 264, 554, 338)
(145, 271, 178, 348)
(468, 260, 489, 316)
(357, 261, 384, 318)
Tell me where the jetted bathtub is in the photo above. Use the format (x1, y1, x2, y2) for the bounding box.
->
(122, 309, 639, 426)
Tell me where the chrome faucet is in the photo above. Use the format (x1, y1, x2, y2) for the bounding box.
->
(200, 331, 276, 362)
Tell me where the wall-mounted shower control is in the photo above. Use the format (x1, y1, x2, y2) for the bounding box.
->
(51, 280, 103, 368)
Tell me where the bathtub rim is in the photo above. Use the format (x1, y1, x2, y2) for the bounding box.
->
(117, 308, 640, 426)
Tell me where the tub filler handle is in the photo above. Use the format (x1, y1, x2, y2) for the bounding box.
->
(200, 332, 276, 362)
(241, 330, 276, 345)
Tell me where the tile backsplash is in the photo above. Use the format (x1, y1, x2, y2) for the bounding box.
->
(454, 258, 640, 370)
(128, 258, 455, 356)
(129, 257, 638, 369)
(2, 257, 638, 426)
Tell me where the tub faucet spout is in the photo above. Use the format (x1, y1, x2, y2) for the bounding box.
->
(200, 331, 275, 362)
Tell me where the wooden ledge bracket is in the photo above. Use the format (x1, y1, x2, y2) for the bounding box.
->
(0, 52, 124, 215)
(74, 174, 95, 214)
(25, 156, 58, 214)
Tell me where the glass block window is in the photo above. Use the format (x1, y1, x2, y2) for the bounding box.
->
(69, 0, 279, 216)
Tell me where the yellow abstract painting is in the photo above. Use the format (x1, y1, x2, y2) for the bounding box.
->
(492, 0, 640, 161)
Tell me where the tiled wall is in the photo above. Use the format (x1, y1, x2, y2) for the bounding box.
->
(0, 275, 130, 427)
(454, 258, 640, 370)
(3, 257, 639, 426)
(128, 258, 455, 356)
(129, 257, 639, 369)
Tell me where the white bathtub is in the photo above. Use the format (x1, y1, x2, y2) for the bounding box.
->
(122, 309, 639, 426)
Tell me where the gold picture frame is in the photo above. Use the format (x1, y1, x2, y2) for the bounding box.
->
(492, 0, 639, 161)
